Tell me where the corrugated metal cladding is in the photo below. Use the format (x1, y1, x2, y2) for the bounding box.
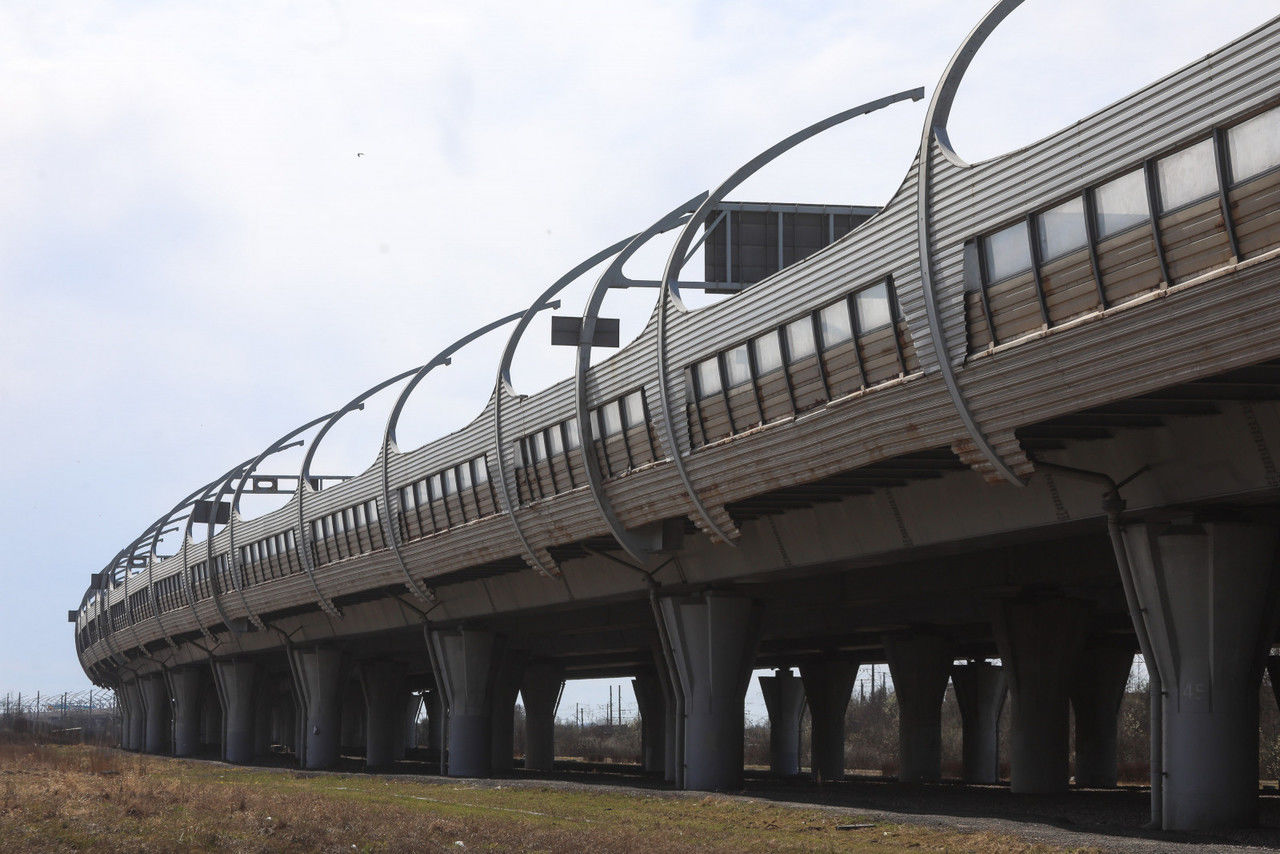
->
(702, 204, 876, 288)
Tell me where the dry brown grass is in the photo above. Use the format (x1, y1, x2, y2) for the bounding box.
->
(0, 742, 1100, 853)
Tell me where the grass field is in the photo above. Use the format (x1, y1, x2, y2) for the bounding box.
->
(0, 742, 1101, 853)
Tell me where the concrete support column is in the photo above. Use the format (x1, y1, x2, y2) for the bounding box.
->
(139, 673, 171, 755)
(200, 680, 221, 752)
(658, 592, 761, 791)
(522, 661, 563, 773)
(1070, 643, 1134, 788)
(800, 659, 858, 782)
(758, 668, 805, 776)
(424, 686, 444, 760)
(288, 646, 346, 770)
(166, 665, 204, 757)
(213, 658, 258, 764)
(403, 693, 421, 756)
(631, 669, 665, 774)
(950, 660, 1006, 784)
(429, 629, 498, 778)
(360, 661, 408, 769)
(253, 683, 274, 758)
(340, 682, 364, 755)
(1123, 521, 1278, 830)
(490, 649, 525, 773)
(992, 593, 1089, 794)
(272, 688, 296, 752)
(120, 680, 144, 751)
(884, 634, 951, 783)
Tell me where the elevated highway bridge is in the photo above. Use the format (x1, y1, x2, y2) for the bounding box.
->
(72, 0, 1280, 832)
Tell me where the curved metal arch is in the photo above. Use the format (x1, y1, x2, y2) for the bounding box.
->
(915, 0, 1027, 486)
(178, 457, 259, 642)
(224, 412, 334, 631)
(295, 368, 433, 618)
(572, 198, 705, 562)
(381, 308, 552, 599)
(492, 236, 637, 577)
(655, 87, 926, 543)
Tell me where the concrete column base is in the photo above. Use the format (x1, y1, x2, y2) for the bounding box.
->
(1124, 521, 1279, 830)
(631, 669, 664, 775)
(884, 634, 951, 783)
(759, 669, 805, 776)
(139, 673, 171, 755)
(166, 665, 204, 757)
(951, 660, 1006, 784)
(288, 647, 346, 770)
(1070, 642, 1134, 788)
(360, 661, 408, 769)
(992, 593, 1089, 794)
(659, 591, 761, 791)
(213, 658, 258, 764)
(800, 659, 858, 782)
(429, 629, 498, 778)
(522, 661, 562, 773)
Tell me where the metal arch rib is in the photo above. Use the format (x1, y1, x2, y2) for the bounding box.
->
(227, 414, 333, 630)
(574, 199, 704, 562)
(915, 0, 1027, 487)
(380, 309, 551, 599)
(296, 367, 432, 618)
(493, 237, 634, 577)
(655, 88, 926, 544)
(179, 458, 259, 641)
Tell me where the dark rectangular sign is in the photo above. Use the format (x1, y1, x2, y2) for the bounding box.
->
(550, 316, 620, 348)
(192, 500, 231, 525)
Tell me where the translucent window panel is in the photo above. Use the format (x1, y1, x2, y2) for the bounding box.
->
(429, 474, 443, 499)
(752, 330, 783, 375)
(415, 480, 430, 505)
(623, 391, 646, 426)
(322, 516, 333, 537)
(724, 345, 752, 387)
(564, 417, 581, 450)
(819, 301, 853, 345)
(982, 221, 1032, 281)
(286, 530, 296, 549)
(695, 357, 722, 398)
(366, 500, 379, 521)
(354, 503, 366, 526)
(457, 464, 472, 490)
(344, 507, 356, 530)
(785, 317, 816, 361)
(601, 401, 623, 436)
(855, 283, 893, 332)
(1094, 169, 1150, 237)
(473, 456, 489, 482)
(332, 512, 344, 534)
(443, 469, 457, 495)
(546, 425, 563, 455)
(532, 431, 547, 461)
(1228, 107, 1280, 182)
(1037, 197, 1087, 259)
(401, 485, 416, 510)
(1157, 139, 1217, 211)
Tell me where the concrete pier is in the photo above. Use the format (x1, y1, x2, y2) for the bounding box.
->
(658, 592, 761, 790)
(429, 629, 498, 778)
(950, 660, 1006, 784)
(490, 649, 525, 772)
(631, 670, 665, 774)
(522, 661, 562, 772)
(759, 668, 806, 776)
(212, 658, 257, 764)
(884, 634, 951, 783)
(800, 659, 857, 782)
(360, 661, 407, 769)
(1123, 521, 1279, 830)
(1070, 642, 1134, 788)
(992, 594, 1088, 793)
(166, 665, 204, 757)
(119, 679, 144, 751)
(288, 646, 346, 770)
(139, 673, 171, 755)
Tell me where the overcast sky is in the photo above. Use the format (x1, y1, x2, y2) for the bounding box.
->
(1, 0, 1275, 720)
